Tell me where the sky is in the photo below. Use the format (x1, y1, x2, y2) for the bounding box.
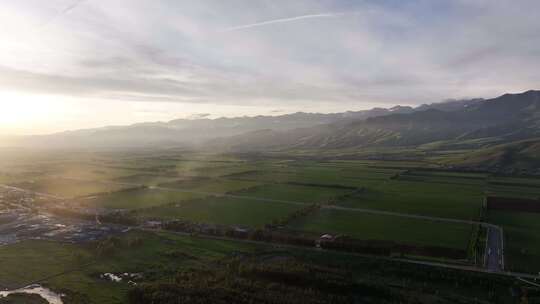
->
(0, 0, 539, 135)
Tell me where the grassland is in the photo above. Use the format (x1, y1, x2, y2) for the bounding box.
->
(158, 178, 264, 194)
(9, 178, 129, 198)
(111, 174, 182, 186)
(0, 229, 519, 304)
(288, 209, 473, 250)
(0, 231, 262, 304)
(138, 197, 304, 227)
(228, 164, 397, 188)
(85, 188, 206, 209)
(335, 179, 484, 220)
(232, 183, 354, 204)
(3, 150, 540, 275)
(485, 176, 540, 199)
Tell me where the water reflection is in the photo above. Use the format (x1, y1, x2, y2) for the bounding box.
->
(0, 284, 63, 304)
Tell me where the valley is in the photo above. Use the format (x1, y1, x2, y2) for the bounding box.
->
(1, 145, 539, 303)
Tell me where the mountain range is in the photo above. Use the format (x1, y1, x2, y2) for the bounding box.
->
(3, 90, 540, 171)
(212, 90, 540, 152)
(2, 97, 483, 149)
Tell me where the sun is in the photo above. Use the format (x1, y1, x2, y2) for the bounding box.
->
(0, 91, 66, 135)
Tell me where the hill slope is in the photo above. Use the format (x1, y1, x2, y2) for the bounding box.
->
(213, 90, 540, 151)
(4, 100, 479, 149)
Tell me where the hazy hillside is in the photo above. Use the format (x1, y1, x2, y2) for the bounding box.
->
(5, 91, 537, 152)
(449, 138, 540, 171)
(213, 90, 540, 151)
(3, 100, 476, 149)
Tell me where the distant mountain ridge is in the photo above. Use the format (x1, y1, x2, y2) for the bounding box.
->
(4, 98, 483, 149)
(212, 90, 540, 151)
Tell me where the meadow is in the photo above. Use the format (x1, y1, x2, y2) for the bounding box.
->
(0, 231, 262, 304)
(3, 151, 540, 274)
(288, 209, 473, 250)
(335, 179, 484, 220)
(158, 178, 264, 194)
(232, 183, 354, 204)
(9, 177, 129, 198)
(85, 188, 206, 209)
(138, 196, 304, 227)
(0, 230, 517, 304)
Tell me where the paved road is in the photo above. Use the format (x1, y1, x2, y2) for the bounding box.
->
(486, 226, 504, 272)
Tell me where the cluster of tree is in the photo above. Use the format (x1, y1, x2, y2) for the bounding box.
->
(284, 182, 357, 190)
(105, 164, 176, 173)
(220, 170, 259, 179)
(99, 211, 138, 225)
(161, 218, 466, 259)
(248, 229, 316, 247)
(126, 253, 524, 304)
(75, 185, 147, 199)
(329, 187, 366, 204)
(320, 237, 467, 260)
(93, 235, 143, 257)
(49, 207, 138, 226)
(370, 259, 523, 303)
(487, 196, 540, 213)
(467, 224, 484, 265)
(94, 236, 123, 256)
(127, 259, 361, 304)
(268, 203, 321, 228)
(162, 219, 317, 248)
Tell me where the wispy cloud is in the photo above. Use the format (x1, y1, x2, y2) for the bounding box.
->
(1, 0, 540, 132)
(40, 0, 88, 28)
(220, 12, 349, 32)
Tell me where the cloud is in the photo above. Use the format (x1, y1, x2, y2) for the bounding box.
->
(220, 12, 349, 32)
(39, 0, 88, 28)
(187, 113, 211, 119)
(59, 0, 87, 16)
(1, 0, 540, 113)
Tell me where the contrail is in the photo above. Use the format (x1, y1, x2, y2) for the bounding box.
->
(39, 0, 88, 28)
(59, 0, 87, 15)
(221, 12, 348, 32)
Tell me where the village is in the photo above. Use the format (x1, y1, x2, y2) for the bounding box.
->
(0, 186, 126, 246)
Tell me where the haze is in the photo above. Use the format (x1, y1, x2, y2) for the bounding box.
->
(1, 0, 540, 135)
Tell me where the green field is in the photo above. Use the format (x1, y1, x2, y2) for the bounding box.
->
(229, 165, 395, 188)
(288, 209, 473, 250)
(0, 229, 518, 304)
(138, 196, 304, 227)
(111, 174, 182, 186)
(232, 183, 354, 204)
(159, 178, 264, 194)
(4, 150, 540, 276)
(177, 162, 258, 178)
(86, 188, 206, 209)
(48, 164, 140, 181)
(485, 183, 540, 199)
(0, 231, 261, 304)
(335, 179, 484, 220)
(9, 178, 129, 198)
